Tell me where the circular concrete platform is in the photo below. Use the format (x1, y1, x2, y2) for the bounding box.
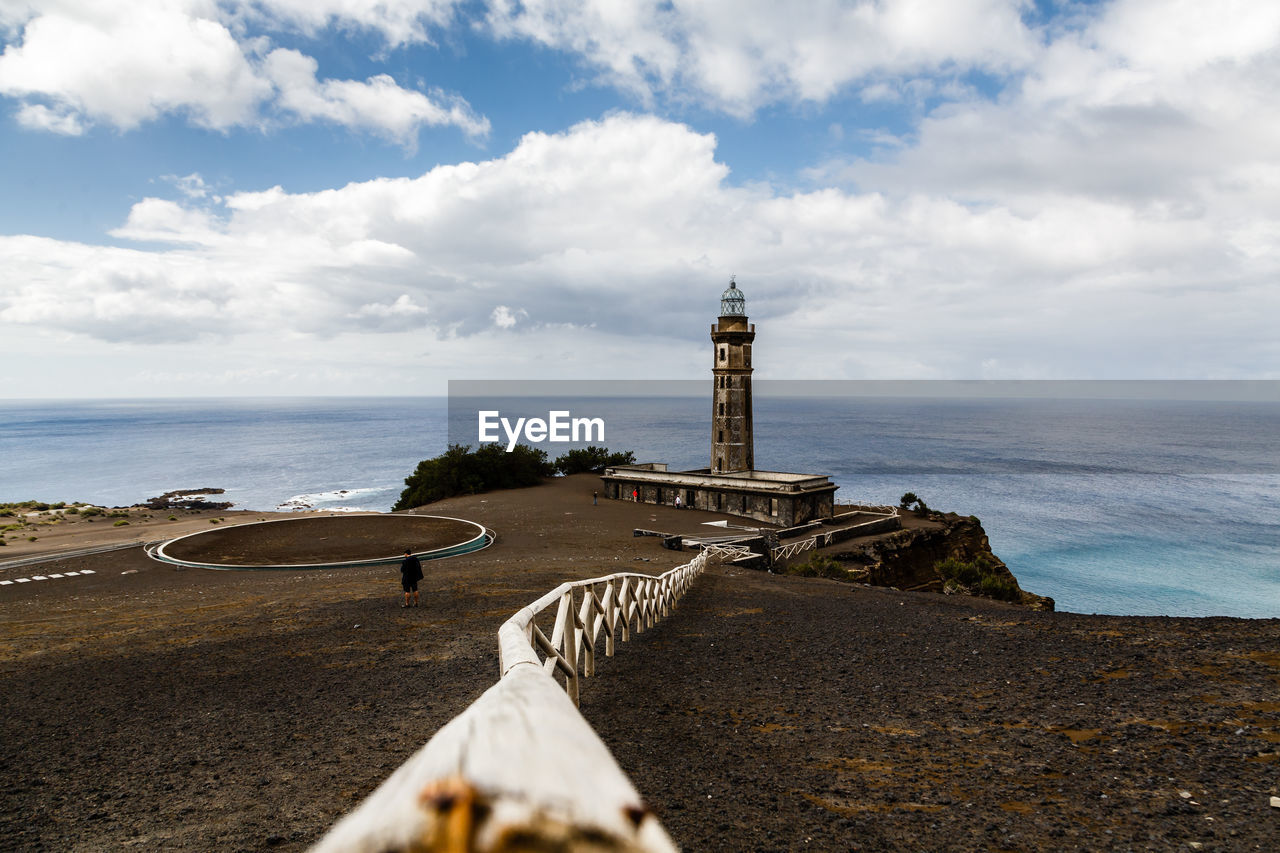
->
(150, 514, 490, 570)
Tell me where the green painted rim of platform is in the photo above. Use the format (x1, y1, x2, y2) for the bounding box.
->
(147, 514, 493, 571)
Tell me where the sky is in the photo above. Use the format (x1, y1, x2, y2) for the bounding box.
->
(1, 0, 1278, 398)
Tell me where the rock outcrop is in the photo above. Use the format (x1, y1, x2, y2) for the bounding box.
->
(825, 511, 1054, 610)
(144, 488, 233, 511)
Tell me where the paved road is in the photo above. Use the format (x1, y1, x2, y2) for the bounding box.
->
(0, 540, 150, 573)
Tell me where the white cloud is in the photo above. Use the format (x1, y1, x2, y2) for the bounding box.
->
(263, 48, 489, 142)
(821, 0, 1280, 219)
(485, 0, 1039, 115)
(0, 0, 486, 140)
(110, 198, 226, 246)
(0, 235, 234, 344)
(234, 0, 464, 47)
(3, 110, 1277, 382)
(0, 1, 269, 130)
(491, 305, 525, 328)
(164, 173, 214, 200)
(349, 293, 430, 331)
(14, 101, 82, 134)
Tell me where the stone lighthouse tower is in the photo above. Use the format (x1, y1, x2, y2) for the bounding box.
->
(711, 277, 755, 473)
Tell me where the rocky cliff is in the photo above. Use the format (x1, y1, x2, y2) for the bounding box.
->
(825, 511, 1055, 610)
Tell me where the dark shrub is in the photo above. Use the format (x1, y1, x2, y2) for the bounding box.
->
(394, 443, 555, 510)
(786, 554, 849, 579)
(554, 446, 636, 475)
(979, 574, 1020, 602)
(936, 555, 1018, 601)
(899, 492, 930, 513)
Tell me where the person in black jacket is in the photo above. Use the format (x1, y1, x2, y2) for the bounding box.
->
(400, 548, 424, 608)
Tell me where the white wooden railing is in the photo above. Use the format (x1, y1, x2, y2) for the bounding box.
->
(498, 544, 756, 705)
(312, 546, 733, 853)
(843, 502, 900, 516)
(500, 552, 704, 706)
(770, 506, 901, 564)
(771, 537, 817, 562)
(700, 543, 754, 562)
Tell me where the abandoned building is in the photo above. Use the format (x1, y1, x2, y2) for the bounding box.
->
(600, 279, 838, 526)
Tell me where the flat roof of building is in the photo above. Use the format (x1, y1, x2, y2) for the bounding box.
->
(601, 465, 836, 494)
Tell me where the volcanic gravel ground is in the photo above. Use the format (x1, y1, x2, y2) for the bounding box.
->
(588, 568, 1280, 851)
(2, 475, 1278, 851)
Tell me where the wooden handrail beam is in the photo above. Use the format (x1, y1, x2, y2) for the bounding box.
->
(313, 551, 728, 852)
(311, 665, 677, 853)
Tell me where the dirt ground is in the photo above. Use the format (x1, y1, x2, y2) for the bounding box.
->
(0, 504, 312, 562)
(159, 515, 482, 565)
(2, 475, 1277, 851)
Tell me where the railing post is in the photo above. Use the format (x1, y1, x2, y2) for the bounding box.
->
(562, 591, 579, 706)
(601, 581, 617, 657)
(578, 588, 595, 678)
(619, 577, 632, 641)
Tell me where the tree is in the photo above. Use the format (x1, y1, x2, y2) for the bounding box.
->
(899, 492, 930, 514)
(553, 446, 636, 475)
(393, 443, 554, 510)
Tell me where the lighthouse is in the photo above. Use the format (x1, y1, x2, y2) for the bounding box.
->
(710, 278, 754, 474)
(600, 275, 836, 525)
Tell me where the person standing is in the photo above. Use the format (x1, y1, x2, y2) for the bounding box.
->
(400, 548, 423, 608)
(593, 489, 598, 505)
(675, 494, 682, 510)
(632, 487, 639, 502)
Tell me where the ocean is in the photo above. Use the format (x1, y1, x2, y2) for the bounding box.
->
(3, 394, 1277, 619)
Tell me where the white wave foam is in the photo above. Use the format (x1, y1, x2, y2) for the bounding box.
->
(275, 487, 387, 512)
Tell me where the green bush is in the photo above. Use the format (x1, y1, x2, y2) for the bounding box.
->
(899, 492, 930, 513)
(393, 443, 555, 510)
(79, 507, 103, 517)
(0, 500, 63, 514)
(168, 515, 178, 521)
(63, 506, 80, 515)
(936, 556, 982, 587)
(936, 555, 1019, 601)
(553, 446, 637, 475)
(786, 554, 850, 580)
(979, 574, 1020, 602)
(113, 519, 130, 527)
